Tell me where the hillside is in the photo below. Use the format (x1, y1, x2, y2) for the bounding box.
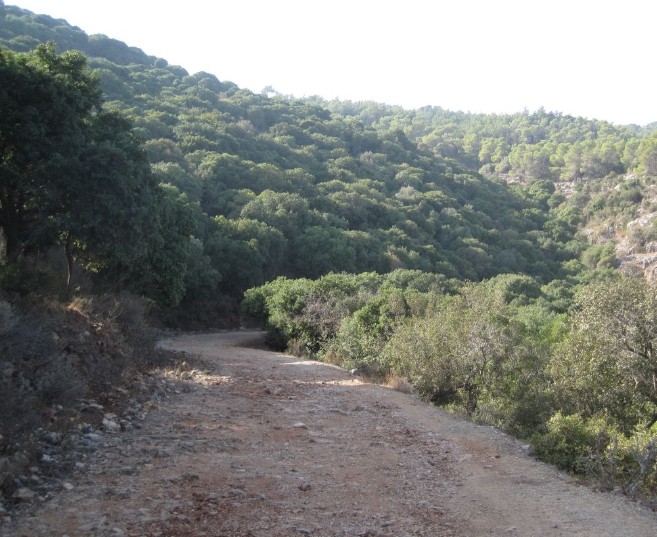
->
(3, 6, 657, 303)
(4, 2, 657, 515)
(321, 101, 657, 279)
(1, 3, 595, 315)
(3, 6, 656, 311)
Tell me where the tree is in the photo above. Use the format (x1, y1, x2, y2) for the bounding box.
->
(55, 111, 160, 286)
(637, 135, 657, 176)
(551, 277, 657, 430)
(126, 184, 197, 306)
(240, 190, 317, 239)
(291, 226, 357, 278)
(385, 284, 521, 414)
(0, 44, 194, 305)
(206, 216, 287, 292)
(0, 43, 101, 259)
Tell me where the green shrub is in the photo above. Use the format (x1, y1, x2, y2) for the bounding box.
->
(611, 430, 657, 498)
(242, 273, 383, 354)
(579, 426, 657, 498)
(532, 412, 609, 471)
(534, 414, 657, 501)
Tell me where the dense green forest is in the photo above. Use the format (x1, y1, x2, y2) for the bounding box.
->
(2, 4, 657, 504)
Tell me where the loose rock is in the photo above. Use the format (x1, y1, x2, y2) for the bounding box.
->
(13, 488, 36, 502)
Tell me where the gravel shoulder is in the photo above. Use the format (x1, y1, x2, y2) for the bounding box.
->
(3, 331, 657, 536)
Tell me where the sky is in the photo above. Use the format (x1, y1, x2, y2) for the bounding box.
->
(10, 0, 657, 125)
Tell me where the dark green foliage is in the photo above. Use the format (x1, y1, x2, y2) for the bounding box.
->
(0, 4, 594, 312)
(0, 43, 101, 258)
(123, 184, 198, 307)
(207, 215, 286, 292)
(0, 43, 195, 306)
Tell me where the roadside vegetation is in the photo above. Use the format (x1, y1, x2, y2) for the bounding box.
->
(243, 272, 657, 502)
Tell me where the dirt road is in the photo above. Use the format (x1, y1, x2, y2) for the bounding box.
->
(4, 331, 657, 536)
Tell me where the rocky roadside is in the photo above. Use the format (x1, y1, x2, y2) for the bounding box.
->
(0, 356, 199, 529)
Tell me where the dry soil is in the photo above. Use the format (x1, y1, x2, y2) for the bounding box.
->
(4, 331, 657, 536)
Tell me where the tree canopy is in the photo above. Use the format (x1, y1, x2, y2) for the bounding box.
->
(0, 42, 197, 305)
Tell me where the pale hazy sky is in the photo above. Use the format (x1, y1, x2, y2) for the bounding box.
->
(10, 1, 657, 125)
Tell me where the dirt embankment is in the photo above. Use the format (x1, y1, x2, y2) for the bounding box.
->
(3, 331, 657, 536)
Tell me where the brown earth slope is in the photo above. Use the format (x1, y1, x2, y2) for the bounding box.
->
(3, 331, 657, 536)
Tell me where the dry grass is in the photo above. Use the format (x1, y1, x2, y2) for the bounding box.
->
(286, 338, 313, 358)
(320, 348, 344, 367)
(385, 373, 415, 394)
(0, 291, 169, 500)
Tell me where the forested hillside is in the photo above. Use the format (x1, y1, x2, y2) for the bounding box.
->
(325, 101, 657, 180)
(1, 3, 589, 315)
(3, 3, 657, 506)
